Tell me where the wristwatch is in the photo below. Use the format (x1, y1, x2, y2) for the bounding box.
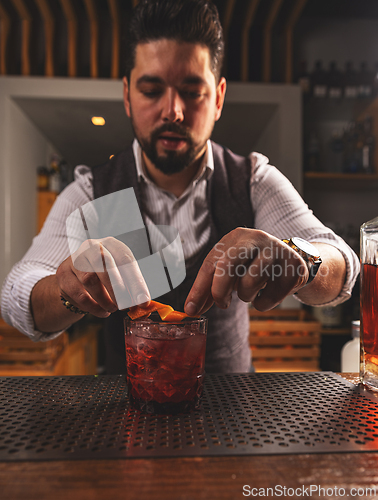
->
(282, 237, 322, 285)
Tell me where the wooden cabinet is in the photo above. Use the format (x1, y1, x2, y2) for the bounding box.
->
(249, 309, 321, 373)
(53, 326, 99, 376)
(0, 318, 99, 376)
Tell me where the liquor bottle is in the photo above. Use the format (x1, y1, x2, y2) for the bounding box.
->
(311, 60, 327, 98)
(358, 62, 373, 99)
(342, 123, 352, 172)
(59, 160, 72, 191)
(49, 153, 61, 193)
(344, 61, 358, 99)
(360, 217, 378, 390)
(352, 120, 365, 173)
(297, 60, 311, 96)
(329, 130, 344, 172)
(373, 62, 378, 98)
(361, 116, 375, 174)
(305, 132, 320, 172)
(343, 121, 359, 173)
(328, 61, 342, 99)
(36, 166, 50, 191)
(341, 320, 360, 372)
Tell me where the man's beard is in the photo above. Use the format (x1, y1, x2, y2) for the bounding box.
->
(130, 118, 208, 175)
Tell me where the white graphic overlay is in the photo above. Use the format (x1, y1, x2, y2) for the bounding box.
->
(66, 188, 186, 309)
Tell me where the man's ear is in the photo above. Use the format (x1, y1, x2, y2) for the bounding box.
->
(123, 76, 131, 117)
(215, 77, 227, 122)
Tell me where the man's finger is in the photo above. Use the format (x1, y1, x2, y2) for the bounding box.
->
(58, 262, 113, 318)
(76, 247, 120, 311)
(210, 257, 241, 308)
(188, 294, 214, 317)
(185, 256, 218, 316)
(102, 238, 151, 308)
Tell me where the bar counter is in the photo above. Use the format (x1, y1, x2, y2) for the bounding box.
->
(2, 373, 378, 500)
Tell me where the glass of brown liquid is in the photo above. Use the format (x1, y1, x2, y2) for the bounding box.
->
(360, 216, 378, 390)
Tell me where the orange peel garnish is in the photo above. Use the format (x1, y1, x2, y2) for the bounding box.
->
(156, 305, 174, 320)
(127, 300, 195, 321)
(163, 311, 190, 322)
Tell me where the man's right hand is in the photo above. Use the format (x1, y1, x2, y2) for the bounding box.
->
(31, 237, 150, 333)
(57, 237, 150, 317)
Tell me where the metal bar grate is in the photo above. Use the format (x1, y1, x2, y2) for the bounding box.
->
(0, 372, 378, 461)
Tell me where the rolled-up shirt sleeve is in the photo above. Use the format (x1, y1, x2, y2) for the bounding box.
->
(249, 152, 360, 306)
(0, 166, 94, 341)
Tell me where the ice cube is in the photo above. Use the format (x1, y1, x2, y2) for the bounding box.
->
(168, 326, 179, 338)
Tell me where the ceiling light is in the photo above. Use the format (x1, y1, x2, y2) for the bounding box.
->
(91, 116, 105, 126)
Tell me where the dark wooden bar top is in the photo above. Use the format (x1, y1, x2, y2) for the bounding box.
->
(2, 373, 378, 500)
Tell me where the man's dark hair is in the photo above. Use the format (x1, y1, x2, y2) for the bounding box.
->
(124, 0, 224, 82)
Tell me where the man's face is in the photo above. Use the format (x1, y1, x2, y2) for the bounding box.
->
(123, 39, 226, 175)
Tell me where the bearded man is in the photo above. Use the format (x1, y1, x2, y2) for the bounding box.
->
(1, 0, 359, 374)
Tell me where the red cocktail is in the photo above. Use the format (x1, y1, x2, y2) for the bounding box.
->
(124, 317, 207, 414)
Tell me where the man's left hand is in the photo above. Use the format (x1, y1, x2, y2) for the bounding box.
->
(184, 228, 309, 316)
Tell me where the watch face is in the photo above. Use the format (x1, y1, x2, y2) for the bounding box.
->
(291, 237, 320, 258)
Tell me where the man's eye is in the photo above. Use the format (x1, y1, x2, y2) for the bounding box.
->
(142, 90, 161, 98)
(183, 91, 202, 99)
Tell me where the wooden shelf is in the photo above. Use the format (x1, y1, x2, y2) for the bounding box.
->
(249, 308, 321, 372)
(304, 171, 378, 190)
(321, 327, 351, 336)
(305, 172, 378, 179)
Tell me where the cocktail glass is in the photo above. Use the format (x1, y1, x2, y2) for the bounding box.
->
(124, 316, 208, 414)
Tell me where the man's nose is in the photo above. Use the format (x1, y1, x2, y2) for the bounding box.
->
(161, 89, 184, 122)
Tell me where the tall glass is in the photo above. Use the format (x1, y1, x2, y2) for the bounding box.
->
(124, 317, 208, 414)
(360, 216, 378, 390)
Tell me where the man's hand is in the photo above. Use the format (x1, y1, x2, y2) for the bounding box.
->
(57, 237, 150, 317)
(184, 228, 310, 316)
(31, 237, 150, 334)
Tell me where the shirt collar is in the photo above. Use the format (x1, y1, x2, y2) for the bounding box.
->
(132, 138, 214, 187)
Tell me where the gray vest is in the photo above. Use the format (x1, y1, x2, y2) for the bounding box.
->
(92, 141, 254, 374)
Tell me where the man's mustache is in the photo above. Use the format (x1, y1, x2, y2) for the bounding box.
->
(152, 123, 192, 141)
